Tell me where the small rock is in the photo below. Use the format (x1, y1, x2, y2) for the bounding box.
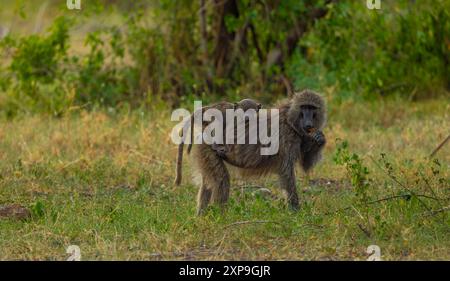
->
(0, 204, 31, 221)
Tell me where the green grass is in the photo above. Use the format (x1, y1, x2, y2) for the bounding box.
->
(0, 98, 449, 260)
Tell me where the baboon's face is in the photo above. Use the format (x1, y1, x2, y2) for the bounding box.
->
(299, 105, 319, 133)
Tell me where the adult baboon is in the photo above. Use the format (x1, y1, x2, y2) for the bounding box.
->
(188, 90, 327, 215)
(174, 99, 262, 186)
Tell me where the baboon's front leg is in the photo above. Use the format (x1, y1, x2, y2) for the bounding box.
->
(197, 183, 212, 215)
(278, 164, 299, 210)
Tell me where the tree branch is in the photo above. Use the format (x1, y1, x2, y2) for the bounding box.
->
(429, 135, 450, 159)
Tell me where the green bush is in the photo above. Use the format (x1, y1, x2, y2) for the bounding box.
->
(0, 17, 72, 116)
(74, 28, 137, 106)
(288, 0, 449, 100)
(0, 1, 448, 116)
(0, 15, 139, 116)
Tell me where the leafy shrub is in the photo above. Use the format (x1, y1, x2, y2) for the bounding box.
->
(1, 17, 73, 116)
(0, 1, 448, 116)
(73, 28, 137, 106)
(288, 0, 449, 100)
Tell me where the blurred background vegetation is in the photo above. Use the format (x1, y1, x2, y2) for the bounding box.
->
(0, 0, 448, 117)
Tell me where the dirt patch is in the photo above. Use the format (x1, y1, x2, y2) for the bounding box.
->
(0, 204, 31, 221)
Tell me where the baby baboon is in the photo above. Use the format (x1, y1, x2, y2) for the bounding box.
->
(190, 90, 326, 215)
(233, 98, 262, 112)
(212, 98, 262, 158)
(175, 99, 262, 185)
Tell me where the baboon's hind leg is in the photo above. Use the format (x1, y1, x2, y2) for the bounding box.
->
(195, 148, 230, 215)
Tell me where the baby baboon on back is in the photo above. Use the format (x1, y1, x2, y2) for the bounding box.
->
(233, 98, 262, 112)
(189, 90, 326, 215)
(175, 99, 262, 185)
(211, 98, 262, 158)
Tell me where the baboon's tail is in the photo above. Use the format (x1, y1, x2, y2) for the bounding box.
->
(175, 116, 194, 185)
(187, 130, 194, 154)
(174, 141, 184, 186)
(187, 112, 197, 154)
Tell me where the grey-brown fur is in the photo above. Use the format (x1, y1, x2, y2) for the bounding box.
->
(175, 99, 262, 186)
(174, 101, 235, 186)
(233, 98, 261, 112)
(213, 98, 262, 157)
(188, 90, 327, 215)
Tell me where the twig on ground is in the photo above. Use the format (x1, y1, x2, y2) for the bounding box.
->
(58, 158, 84, 170)
(423, 205, 450, 217)
(223, 220, 283, 229)
(357, 223, 371, 238)
(429, 135, 450, 159)
(223, 220, 323, 230)
(324, 194, 440, 216)
(235, 184, 265, 190)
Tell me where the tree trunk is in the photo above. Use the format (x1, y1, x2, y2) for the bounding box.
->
(212, 0, 239, 79)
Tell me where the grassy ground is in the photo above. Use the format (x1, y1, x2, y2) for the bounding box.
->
(0, 98, 449, 260)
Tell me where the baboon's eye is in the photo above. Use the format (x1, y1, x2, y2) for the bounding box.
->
(313, 113, 316, 119)
(300, 112, 304, 119)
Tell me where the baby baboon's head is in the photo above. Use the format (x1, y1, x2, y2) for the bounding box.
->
(234, 98, 262, 112)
